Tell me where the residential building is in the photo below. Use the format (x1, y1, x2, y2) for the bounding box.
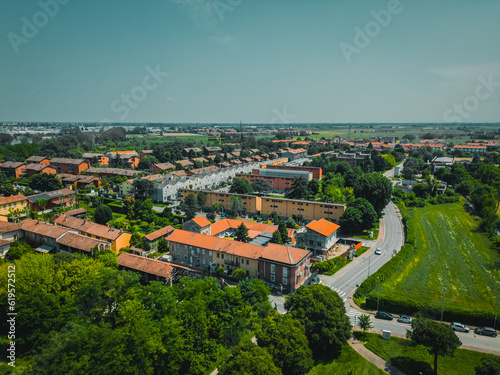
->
(264, 165, 322, 179)
(139, 150, 153, 159)
(82, 153, 109, 165)
(168, 229, 310, 291)
(0, 161, 26, 178)
(107, 151, 140, 168)
(296, 218, 340, 256)
(453, 145, 487, 153)
(150, 163, 175, 174)
(118, 252, 173, 283)
(143, 225, 175, 251)
(85, 167, 137, 178)
(0, 195, 28, 222)
(175, 159, 194, 169)
(432, 156, 455, 170)
(54, 215, 131, 252)
(236, 168, 312, 192)
(26, 156, 50, 165)
(119, 174, 164, 196)
(57, 232, 111, 254)
(280, 148, 307, 161)
(25, 163, 57, 177)
(49, 158, 90, 174)
(204, 146, 222, 154)
(182, 216, 212, 235)
(27, 188, 76, 211)
(179, 190, 346, 222)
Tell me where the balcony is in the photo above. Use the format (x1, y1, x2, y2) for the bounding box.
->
(224, 259, 240, 267)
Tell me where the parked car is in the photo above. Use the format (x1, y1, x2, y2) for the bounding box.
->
(450, 322, 470, 333)
(375, 311, 393, 320)
(397, 314, 412, 324)
(474, 326, 497, 337)
(375, 248, 382, 255)
(309, 276, 320, 285)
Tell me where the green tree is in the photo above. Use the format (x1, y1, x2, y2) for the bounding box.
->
(230, 195, 244, 216)
(235, 222, 250, 243)
(271, 230, 283, 244)
(158, 238, 169, 252)
(212, 201, 223, 214)
(233, 268, 246, 278)
(284, 284, 352, 358)
(257, 314, 314, 375)
(94, 205, 113, 225)
(5, 240, 35, 261)
(353, 173, 392, 216)
(94, 248, 118, 268)
(137, 155, 159, 171)
(358, 314, 372, 333)
(308, 179, 321, 196)
(286, 217, 297, 228)
(183, 194, 199, 220)
(252, 178, 272, 194)
(133, 178, 155, 201)
(339, 198, 378, 234)
(230, 178, 253, 195)
(218, 342, 282, 375)
(278, 220, 289, 243)
(475, 357, 500, 375)
(29, 173, 63, 192)
(285, 177, 310, 199)
(197, 191, 206, 207)
(406, 314, 462, 375)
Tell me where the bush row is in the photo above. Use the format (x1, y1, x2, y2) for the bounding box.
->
(311, 256, 351, 276)
(353, 243, 414, 299)
(108, 203, 124, 214)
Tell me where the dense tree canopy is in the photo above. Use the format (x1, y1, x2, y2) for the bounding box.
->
(29, 173, 63, 192)
(94, 205, 113, 225)
(133, 178, 155, 200)
(218, 342, 282, 375)
(230, 178, 253, 195)
(353, 173, 392, 216)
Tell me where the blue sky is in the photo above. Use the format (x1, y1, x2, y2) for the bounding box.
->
(1, 0, 499, 123)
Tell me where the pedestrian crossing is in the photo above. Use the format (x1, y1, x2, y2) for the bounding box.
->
(321, 283, 347, 300)
(346, 307, 362, 326)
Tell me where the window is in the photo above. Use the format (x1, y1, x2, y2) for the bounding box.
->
(283, 267, 288, 277)
(217, 253, 220, 258)
(271, 264, 275, 274)
(283, 278, 287, 285)
(196, 248, 200, 254)
(209, 250, 212, 256)
(246, 259, 249, 265)
(202, 249, 205, 255)
(202, 259, 206, 265)
(271, 275, 275, 282)
(221, 254, 224, 259)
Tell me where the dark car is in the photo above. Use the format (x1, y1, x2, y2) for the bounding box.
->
(375, 311, 393, 320)
(474, 326, 497, 337)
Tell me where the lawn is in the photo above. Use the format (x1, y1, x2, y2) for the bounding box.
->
(353, 222, 380, 240)
(306, 343, 386, 375)
(372, 202, 499, 315)
(356, 332, 498, 375)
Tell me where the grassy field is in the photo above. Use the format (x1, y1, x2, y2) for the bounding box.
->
(307, 344, 386, 375)
(356, 332, 498, 375)
(373, 202, 500, 314)
(353, 222, 380, 240)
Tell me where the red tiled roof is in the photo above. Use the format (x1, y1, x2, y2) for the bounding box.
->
(306, 218, 340, 237)
(144, 225, 175, 242)
(0, 195, 27, 205)
(118, 252, 173, 279)
(57, 232, 108, 252)
(0, 238, 12, 247)
(191, 216, 211, 228)
(210, 218, 294, 238)
(261, 243, 310, 265)
(0, 221, 24, 233)
(54, 215, 126, 241)
(22, 219, 68, 238)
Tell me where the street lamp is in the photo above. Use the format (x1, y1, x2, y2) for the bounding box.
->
(377, 277, 380, 311)
(440, 286, 446, 322)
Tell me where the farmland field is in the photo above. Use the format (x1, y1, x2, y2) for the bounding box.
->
(372, 202, 500, 315)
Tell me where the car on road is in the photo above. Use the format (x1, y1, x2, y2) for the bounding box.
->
(308, 276, 320, 285)
(375, 248, 382, 255)
(375, 311, 393, 320)
(397, 314, 412, 324)
(474, 326, 497, 337)
(450, 322, 470, 333)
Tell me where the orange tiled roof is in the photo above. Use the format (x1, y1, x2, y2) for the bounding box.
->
(306, 218, 340, 237)
(192, 216, 211, 228)
(261, 243, 310, 265)
(0, 221, 24, 233)
(210, 218, 295, 238)
(0, 195, 27, 205)
(144, 225, 175, 242)
(118, 253, 173, 279)
(109, 150, 137, 155)
(57, 232, 108, 252)
(22, 219, 69, 239)
(54, 215, 126, 241)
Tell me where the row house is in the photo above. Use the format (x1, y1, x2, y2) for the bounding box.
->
(27, 188, 76, 211)
(85, 167, 137, 178)
(168, 229, 310, 291)
(143, 225, 175, 251)
(150, 163, 175, 174)
(58, 174, 101, 189)
(26, 156, 50, 165)
(25, 163, 57, 177)
(0, 161, 26, 178)
(0, 195, 28, 222)
(54, 214, 131, 252)
(82, 153, 109, 165)
(50, 158, 90, 174)
(453, 145, 487, 153)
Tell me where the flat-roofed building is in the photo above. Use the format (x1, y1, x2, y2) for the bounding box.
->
(264, 165, 322, 179)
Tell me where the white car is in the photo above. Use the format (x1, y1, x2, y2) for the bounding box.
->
(375, 248, 382, 255)
(450, 322, 470, 333)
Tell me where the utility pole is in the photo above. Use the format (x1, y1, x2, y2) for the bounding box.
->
(440, 286, 446, 322)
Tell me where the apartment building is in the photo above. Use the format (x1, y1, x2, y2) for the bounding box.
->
(85, 167, 137, 178)
(25, 163, 57, 177)
(236, 168, 312, 192)
(264, 165, 322, 179)
(0, 161, 26, 178)
(27, 188, 76, 211)
(82, 153, 110, 165)
(50, 158, 90, 174)
(26, 156, 50, 165)
(0, 195, 28, 222)
(280, 148, 308, 161)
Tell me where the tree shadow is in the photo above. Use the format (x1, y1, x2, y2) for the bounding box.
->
(389, 356, 433, 375)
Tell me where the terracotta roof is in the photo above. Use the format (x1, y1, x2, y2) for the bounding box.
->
(26, 156, 49, 163)
(27, 188, 75, 203)
(168, 229, 264, 259)
(0, 221, 24, 233)
(306, 219, 340, 237)
(154, 163, 175, 170)
(175, 160, 194, 167)
(50, 158, 87, 165)
(0, 238, 12, 247)
(192, 157, 208, 163)
(22, 219, 68, 238)
(1, 161, 25, 168)
(118, 253, 173, 279)
(65, 208, 87, 216)
(25, 163, 54, 171)
(109, 150, 137, 155)
(261, 243, 310, 265)
(57, 232, 108, 252)
(0, 195, 27, 205)
(191, 216, 211, 228)
(170, 170, 187, 177)
(210, 218, 294, 238)
(54, 215, 125, 241)
(144, 225, 175, 242)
